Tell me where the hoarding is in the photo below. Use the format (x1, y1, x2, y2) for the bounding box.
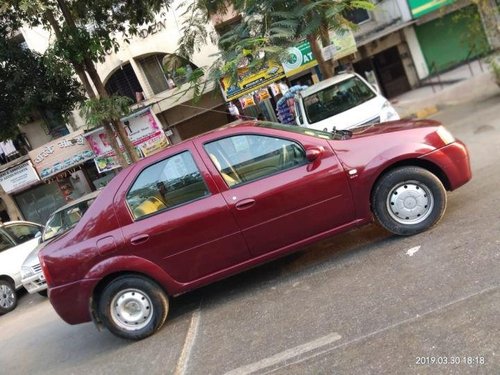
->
(219, 63, 286, 101)
(0, 161, 40, 193)
(29, 130, 95, 179)
(408, 0, 454, 18)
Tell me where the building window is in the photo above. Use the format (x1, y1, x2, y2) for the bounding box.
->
(344, 8, 371, 24)
(138, 54, 170, 95)
(105, 63, 143, 101)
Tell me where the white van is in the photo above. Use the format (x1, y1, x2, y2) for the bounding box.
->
(294, 73, 400, 131)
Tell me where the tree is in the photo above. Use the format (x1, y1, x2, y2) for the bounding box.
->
(177, 0, 374, 85)
(0, 18, 84, 140)
(1, 0, 170, 166)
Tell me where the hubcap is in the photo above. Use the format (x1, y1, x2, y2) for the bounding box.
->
(110, 288, 153, 331)
(387, 180, 434, 225)
(0, 284, 15, 309)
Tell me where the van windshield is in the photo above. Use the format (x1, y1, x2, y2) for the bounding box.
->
(303, 76, 376, 124)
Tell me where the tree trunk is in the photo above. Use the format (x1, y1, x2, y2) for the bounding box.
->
(307, 34, 333, 79)
(103, 123, 128, 168)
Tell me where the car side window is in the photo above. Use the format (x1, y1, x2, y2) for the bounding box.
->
(0, 232, 14, 252)
(204, 135, 306, 187)
(126, 151, 210, 220)
(3, 224, 39, 245)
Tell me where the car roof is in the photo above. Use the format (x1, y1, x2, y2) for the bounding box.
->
(0, 220, 43, 228)
(298, 73, 356, 97)
(51, 190, 101, 214)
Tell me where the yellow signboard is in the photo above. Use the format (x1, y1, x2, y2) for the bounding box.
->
(220, 63, 286, 101)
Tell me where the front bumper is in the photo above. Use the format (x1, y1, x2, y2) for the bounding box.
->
(22, 272, 47, 294)
(421, 140, 472, 190)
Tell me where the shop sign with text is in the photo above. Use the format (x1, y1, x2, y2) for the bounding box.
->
(29, 130, 95, 179)
(323, 28, 358, 61)
(408, 0, 454, 18)
(220, 63, 286, 101)
(282, 40, 318, 77)
(0, 161, 40, 194)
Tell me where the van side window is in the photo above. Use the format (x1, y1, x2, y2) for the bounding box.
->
(205, 135, 306, 187)
(126, 151, 209, 219)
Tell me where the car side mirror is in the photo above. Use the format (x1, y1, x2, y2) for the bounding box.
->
(306, 147, 322, 162)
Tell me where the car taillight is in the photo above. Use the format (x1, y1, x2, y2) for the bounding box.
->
(39, 255, 52, 287)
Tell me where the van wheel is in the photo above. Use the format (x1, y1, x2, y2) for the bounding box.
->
(372, 166, 447, 236)
(98, 275, 169, 340)
(0, 280, 17, 315)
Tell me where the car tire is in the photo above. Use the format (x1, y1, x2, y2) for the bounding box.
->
(97, 275, 169, 340)
(372, 166, 447, 236)
(38, 290, 48, 297)
(0, 280, 18, 315)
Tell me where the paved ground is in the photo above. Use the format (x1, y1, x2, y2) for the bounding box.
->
(1, 94, 499, 375)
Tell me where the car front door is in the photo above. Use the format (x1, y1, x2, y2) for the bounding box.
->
(201, 131, 355, 257)
(115, 146, 250, 284)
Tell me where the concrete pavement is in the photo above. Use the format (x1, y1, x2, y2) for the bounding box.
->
(392, 58, 500, 119)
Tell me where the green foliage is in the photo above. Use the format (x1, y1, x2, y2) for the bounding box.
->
(0, 19, 84, 140)
(80, 96, 133, 129)
(177, 0, 373, 91)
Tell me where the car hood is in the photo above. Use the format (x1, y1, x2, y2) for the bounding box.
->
(350, 119, 441, 138)
(22, 238, 53, 268)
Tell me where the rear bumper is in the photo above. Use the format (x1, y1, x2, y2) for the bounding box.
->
(49, 278, 98, 325)
(421, 140, 472, 190)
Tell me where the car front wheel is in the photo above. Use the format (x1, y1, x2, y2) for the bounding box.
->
(0, 280, 18, 315)
(372, 166, 447, 236)
(97, 275, 169, 340)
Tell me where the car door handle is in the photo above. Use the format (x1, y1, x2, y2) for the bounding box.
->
(235, 199, 256, 210)
(130, 234, 150, 245)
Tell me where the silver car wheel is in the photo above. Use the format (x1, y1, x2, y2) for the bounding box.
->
(110, 288, 153, 331)
(0, 284, 15, 309)
(386, 180, 434, 225)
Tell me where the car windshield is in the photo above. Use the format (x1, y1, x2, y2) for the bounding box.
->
(303, 76, 376, 124)
(42, 198, 96, 241)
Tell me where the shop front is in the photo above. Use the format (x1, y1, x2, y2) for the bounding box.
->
(22, 130, 100, 224)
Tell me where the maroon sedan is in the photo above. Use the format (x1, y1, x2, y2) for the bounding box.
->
(39, 120, 471, 340)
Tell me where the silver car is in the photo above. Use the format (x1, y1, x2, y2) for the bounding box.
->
(21, 191, 100, 295)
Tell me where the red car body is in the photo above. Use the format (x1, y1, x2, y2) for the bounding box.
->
(39, 120, 471, 326)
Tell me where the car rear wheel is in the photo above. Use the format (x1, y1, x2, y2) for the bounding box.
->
(97, 275, 169, 340)
(372, 166, 447, 235)
(0, 280, 17, 315)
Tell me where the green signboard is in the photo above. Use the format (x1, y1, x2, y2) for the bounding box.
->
(282, 40, 318, 77)
(408, 0, 454, 18)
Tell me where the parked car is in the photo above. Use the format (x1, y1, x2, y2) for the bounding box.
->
(39, 119, 471, 340)
(294, 72, 400, 131)
(0, 221, 44, 314)
(20, 191, 100, 296)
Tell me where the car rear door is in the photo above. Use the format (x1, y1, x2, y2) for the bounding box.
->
(198, 130, 355, 257)
(114, 143, 250, 284)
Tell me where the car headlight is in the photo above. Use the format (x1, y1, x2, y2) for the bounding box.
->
(21, 265, 34, 279)
(380, 101, 400, 122)
(436, 126, 455, 145)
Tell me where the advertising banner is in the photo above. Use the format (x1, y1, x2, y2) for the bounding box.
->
(29, 130, 95, 179)
(408, 0, 453, 18)
(282, 40, 318, 77)
(0, 161, 40, 193)
(219, 63, 286, 101)
(84, 108, 169, 173)
(328, 28, 357, 60)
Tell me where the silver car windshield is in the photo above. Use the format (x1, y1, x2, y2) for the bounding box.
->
(43, 198, 96, 241)
(303, 76, 376, 124)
